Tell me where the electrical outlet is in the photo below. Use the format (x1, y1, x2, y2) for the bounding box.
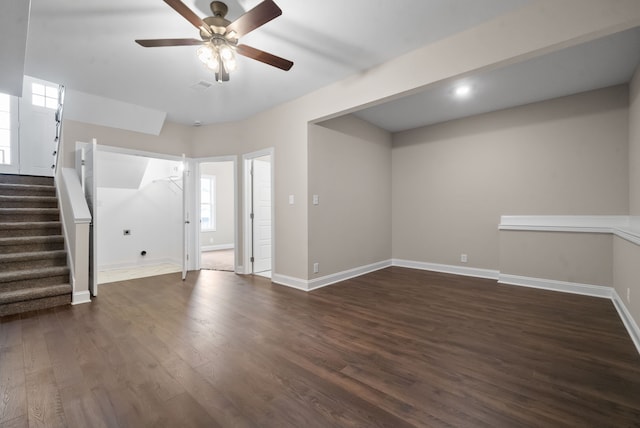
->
(313, 262, 319, 273)
(312, 195, 319, 205)
(460, 254, 468, 263)
(627, 288, 631, 303)
(123, 229, 131, 236)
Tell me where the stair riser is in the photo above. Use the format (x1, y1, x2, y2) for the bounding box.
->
(1, 256, 67, 271)
(0, 175, 54, 186)
(0, 200, 58, 209)
(0, 294, 71, 317)
(0, 213, 60, 223)
(0, 274, 70, 291)
(0, 226, 62, 238)
(0, 241, 65, 254)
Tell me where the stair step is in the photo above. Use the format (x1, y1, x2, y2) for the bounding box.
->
(0, 221, 62, 237)
(0, 207, 60, 222)
(0, 250, 67, 270)
(0, 182, 56, 197)
(0, 195, 58, 208)
(0, 174, 54, 186)
(0, 266, 70, 291)
(0, 235, 64, 254)
(0, 285, 72, 317)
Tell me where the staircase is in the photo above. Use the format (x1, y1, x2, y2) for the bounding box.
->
(0, 174, 72, 316)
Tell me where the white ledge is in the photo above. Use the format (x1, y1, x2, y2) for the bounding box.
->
(499, 215, 640, 246)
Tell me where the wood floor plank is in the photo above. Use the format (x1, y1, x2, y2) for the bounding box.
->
(0, 345, 27, 424)
(1, 267, 639, 427)
(25, 368, 67, 427)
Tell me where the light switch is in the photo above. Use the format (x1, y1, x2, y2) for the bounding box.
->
(312, 194, 319, 205)
(289, 194, 295, 205)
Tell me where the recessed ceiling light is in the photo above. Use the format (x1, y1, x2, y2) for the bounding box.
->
(454, 84, 472, 98)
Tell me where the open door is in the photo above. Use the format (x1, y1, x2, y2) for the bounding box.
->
(77, 139, 98, 296)
(252, 156, 272, 274)
(182, 154, 189, 280)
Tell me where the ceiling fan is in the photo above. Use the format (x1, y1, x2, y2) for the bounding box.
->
(136, 0, 293, 82)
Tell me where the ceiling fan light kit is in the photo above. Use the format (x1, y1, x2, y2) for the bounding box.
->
(135, 0, 293, 83)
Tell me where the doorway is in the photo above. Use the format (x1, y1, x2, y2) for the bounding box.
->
(197, 157, 237, 272)
(77, 143, 187, 285)
(243, 149, 273, 277)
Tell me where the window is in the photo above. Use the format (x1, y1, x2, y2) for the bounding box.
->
(0, 93, 11, 164)
(201, 176, 216, 231)
(32, 83, 58, 109)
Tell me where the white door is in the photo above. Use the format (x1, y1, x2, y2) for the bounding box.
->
(19, 76, 58, 176)
(77, 140, 98, 296)
(0, 93, 19, 174)
(252, 156, 272, 273)
(182, 155, 189, 280)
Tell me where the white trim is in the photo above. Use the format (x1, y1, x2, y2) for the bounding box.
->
(499, 215, 640, 246)
(497, 273, 613, 298)
(98, 257, 181, 272)
(201, 244, 234, 252)
(612, 289, 640, 354)
(393, 259, 499, 280)
(235, 265, 244, 274)
(307, 260, 392, 291)
(71, 291, 91, 305)
(271, 273, 310, 291)
(271, 260, 392, 291)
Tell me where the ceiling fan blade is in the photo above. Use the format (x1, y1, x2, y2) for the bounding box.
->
(225, 0, 282, 38)
(163, 0, 211, 35)
(136, 38, 205, 47)
(237, 44, 293, 71)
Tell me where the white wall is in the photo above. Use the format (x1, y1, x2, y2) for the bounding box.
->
(97, 157, 183, 270)
(200, 161, 234, 249)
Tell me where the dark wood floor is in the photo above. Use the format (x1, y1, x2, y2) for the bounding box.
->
(1, 267, 639, 427)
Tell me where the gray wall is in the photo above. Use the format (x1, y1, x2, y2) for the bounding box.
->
(613, 66, 640, 325)
(308, 115, 392, 277)
(392, 86, 629, 274)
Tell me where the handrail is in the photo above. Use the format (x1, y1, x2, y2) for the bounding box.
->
(53, 84, 65, 176)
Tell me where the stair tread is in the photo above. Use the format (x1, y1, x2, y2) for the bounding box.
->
(0, 235, 64, 244)
(0, 250, 67, 262)
(0, 266, 70, 282)
(0, 283, 72, 304)
(0, 195, 58, 201)
(0, 207, 59, 213)
(0, 182, 54, 189)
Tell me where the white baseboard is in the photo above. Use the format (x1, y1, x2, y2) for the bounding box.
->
(72, 291, 91, 305)
(201, 244, 234, 252)
(393, 259, 499, 280)
(271, 273, 310, 291)
(272, 260, 392, 292)
(498, 273, 613, 299)
(611, 290, 640, 355)
(235, 265, 244, 275)
(99, 257, 181, 271)
(307, 260, 392, 291)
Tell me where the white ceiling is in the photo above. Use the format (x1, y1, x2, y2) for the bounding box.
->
(22, 0, 529, 126)
(354, 26, 640, 132)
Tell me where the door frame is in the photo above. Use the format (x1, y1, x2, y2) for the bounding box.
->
(242, 148, 275, 275)
(0, 94, 20, 174)
(193, 155, 238, 272)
